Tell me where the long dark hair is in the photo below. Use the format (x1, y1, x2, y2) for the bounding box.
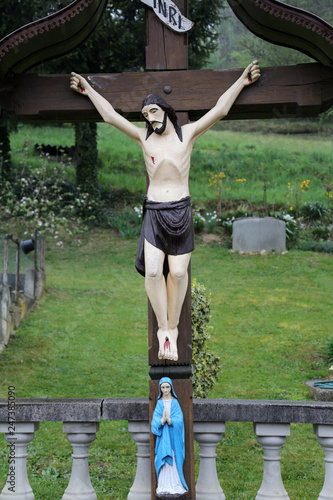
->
(141, 94, 183, 142)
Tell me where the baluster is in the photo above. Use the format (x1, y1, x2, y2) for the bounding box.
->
(313, 424, 333, 500)
(0, 422, 39, 500)
(62, 422, 99, 500)
(193, 422, 226, 500)
(254, 423, 290, 500)
(127, 421, 151, 500)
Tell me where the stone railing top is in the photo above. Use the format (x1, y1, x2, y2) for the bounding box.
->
(0, 398, 104, 422)
(103, 398, 148, 421)
(1, 398, 333, 424)
(193, 398, 333, 424)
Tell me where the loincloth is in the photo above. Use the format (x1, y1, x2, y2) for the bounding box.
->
(135, 196, 194, 277)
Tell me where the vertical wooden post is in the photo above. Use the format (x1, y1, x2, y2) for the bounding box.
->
(145, 1, 188, 71)
(145, 0, 192, 369)
(145, 2, 195, 499)
(145, 1, 192, 370)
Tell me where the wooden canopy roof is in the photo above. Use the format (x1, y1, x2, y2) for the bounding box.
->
(0, 0, 108, 80)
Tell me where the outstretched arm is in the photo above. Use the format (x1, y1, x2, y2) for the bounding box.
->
(187, 61, 260, 142)
(70, 73, 142, 143)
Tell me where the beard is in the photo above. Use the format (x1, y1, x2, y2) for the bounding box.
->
(153, 112, 167, 135)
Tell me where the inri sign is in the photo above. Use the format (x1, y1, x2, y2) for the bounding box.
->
(141, 0, 194, 32)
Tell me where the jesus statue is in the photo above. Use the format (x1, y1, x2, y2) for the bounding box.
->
(70, 61, 260, 362)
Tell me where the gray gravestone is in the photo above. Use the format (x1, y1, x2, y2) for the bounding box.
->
(233, 217, 286, 253)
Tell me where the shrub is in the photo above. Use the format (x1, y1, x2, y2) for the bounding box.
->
(193, 211, 206, 234)
(317, 241, 333, 254)
(107, 206, 142, 238)
(222, 217, 234, 235)
(278, 213, 300, 249)
(312, 226, 330, 240)
(301, 201, 327, 220)
(234, 203, 253, 219)
(205, 210, 221, 234)
(323, 338, 333, 365)
(191, 279, 220, 398)
(0, 167, 100, 245)
(301, 241, 318, 252)
(301, 240, 333, 254)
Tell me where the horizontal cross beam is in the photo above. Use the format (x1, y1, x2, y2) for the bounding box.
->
(1, 63, 332, 122)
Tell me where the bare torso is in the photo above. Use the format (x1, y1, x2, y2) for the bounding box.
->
(138, 125, 193, 202)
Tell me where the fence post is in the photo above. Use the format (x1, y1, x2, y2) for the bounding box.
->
(127, 421, 151, 500)
(254, 423, 290, 500)
(3, 237, 9, 285)
(313, 424, 333, 500)
(0, 422, 39, 500)
(193, 422, 226, 500)
(62, 422, 99, 500)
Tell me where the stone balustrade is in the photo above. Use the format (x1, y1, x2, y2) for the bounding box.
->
(0, 398, 333, 499)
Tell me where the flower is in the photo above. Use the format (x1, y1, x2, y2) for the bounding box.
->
(300, 179, 310, 192)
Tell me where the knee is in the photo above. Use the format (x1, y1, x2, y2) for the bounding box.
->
(169, 266, 187, 282)
(145, 262, 163, 281)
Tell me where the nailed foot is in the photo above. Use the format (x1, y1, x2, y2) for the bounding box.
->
(157, 328, 178, 361)
(157, 329, 169, 359)
(168, 328, 179, 361)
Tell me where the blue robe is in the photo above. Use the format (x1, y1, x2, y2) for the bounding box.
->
(151, 398, 188, 491)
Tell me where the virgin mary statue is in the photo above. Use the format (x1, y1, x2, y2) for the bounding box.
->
(151, 377, 189, 499)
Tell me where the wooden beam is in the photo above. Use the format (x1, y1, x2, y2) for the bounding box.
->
(1, 63, 332, 122)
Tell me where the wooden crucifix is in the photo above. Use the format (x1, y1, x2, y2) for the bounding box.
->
(68, 5, 259, 498)
(1, 1, 333, 498)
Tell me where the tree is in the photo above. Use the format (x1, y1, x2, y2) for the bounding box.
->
(0, 117, 12, 186)
(188, 0, 225, 69)
(74, 122, 98, 194)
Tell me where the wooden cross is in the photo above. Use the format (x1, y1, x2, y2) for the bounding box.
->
(1, 1, 333, 498)
(144, 3, 195, 498)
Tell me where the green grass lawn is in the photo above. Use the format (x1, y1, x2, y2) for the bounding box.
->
(0, 229, 332, 499)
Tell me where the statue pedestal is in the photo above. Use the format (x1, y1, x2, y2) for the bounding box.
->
(155, 493, 190, 500)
